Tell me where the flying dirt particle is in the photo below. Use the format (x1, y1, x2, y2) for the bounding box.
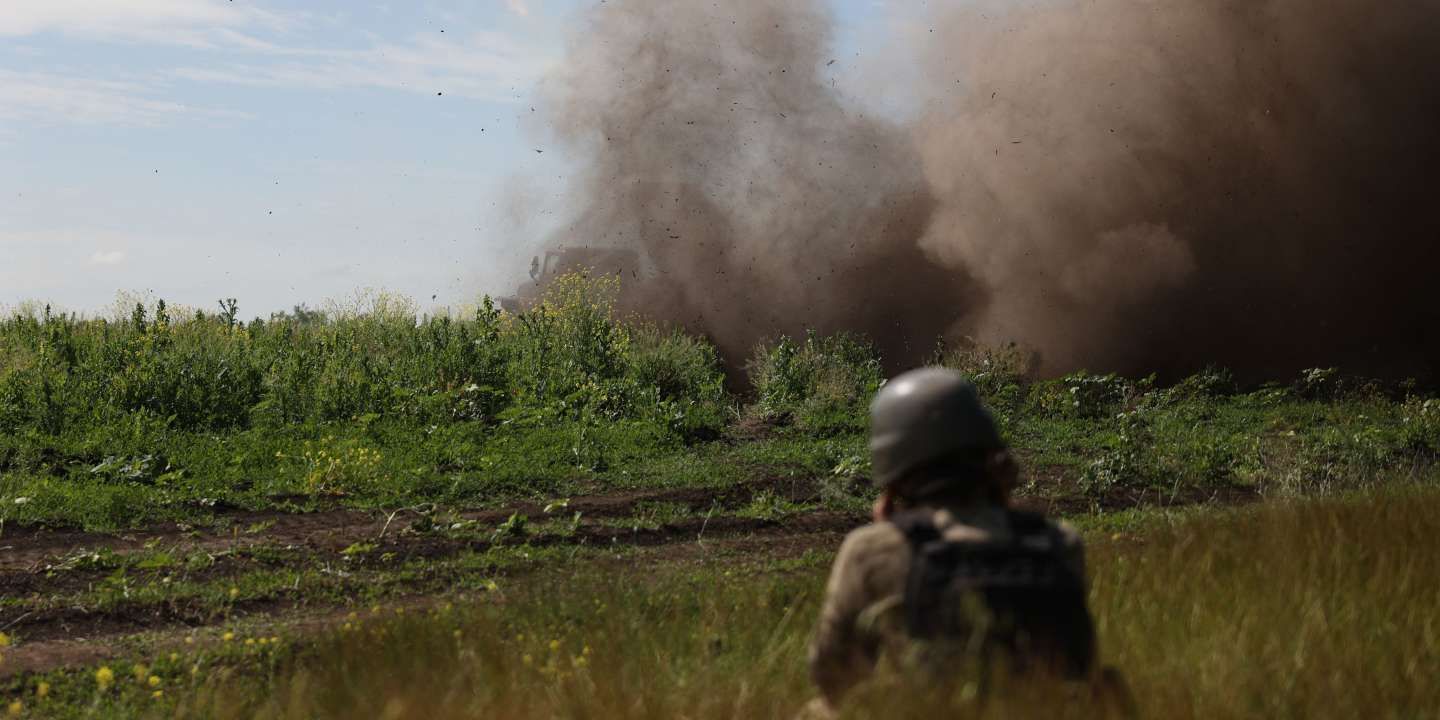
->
(527, 0, 1440, 381)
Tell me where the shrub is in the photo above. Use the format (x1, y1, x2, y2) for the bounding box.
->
(1032, 371, 1139, 419)
(1080, 410, 1157, 497)
(1294, 367, 1342, 399)
(931, 339, 1031, 400)
(286, 437, 385, 497)
(1400, 399, 1440, 455)
(748, 332, 883, 434)
(621, 324, 729, 440)
(508, 274, 629, 415)
(0, 277, 735, 446)
(1169, 366, 1237, 399)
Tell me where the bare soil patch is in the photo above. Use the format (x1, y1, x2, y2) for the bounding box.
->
(0, 470, 1256, 679)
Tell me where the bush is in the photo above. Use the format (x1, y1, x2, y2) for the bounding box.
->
(0, 278, 734, 442)
(748, 332, 883, 434)
(508, 274, 629, 414)
(1294, 367, 1343, 399)
(1169, 366, 1237, 399)
(931, 339, 1031, 400)
(1080, 410, 1157, 497)
(1032, 371, 1141, 419)
(624, 325, 729, 440)
(1401, 399, 1440, 455)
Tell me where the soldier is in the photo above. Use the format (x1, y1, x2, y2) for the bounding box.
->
(804, 367, 1107, 717)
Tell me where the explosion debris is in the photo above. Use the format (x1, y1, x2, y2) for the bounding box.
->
(534, 0, 1440, 381)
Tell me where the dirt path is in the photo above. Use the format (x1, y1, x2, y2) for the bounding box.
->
(0, 472, 1259, 679)
(0, 477, 821, 572)
(0, 520, 851, 679)
(0, 476, 856, 677)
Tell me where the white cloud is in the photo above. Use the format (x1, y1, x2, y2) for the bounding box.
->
(0, 229, 140, 307)
(0, 69, 248, 127)
(172, 31, 557, 102)
(91, 250, 128, 266)
(0, 0, 290, 47)
(0, 3, 556, 128)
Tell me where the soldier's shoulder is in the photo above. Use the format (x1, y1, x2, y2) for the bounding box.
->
(1050, 517, 1084, 548)
(1046, 517, 1087, 576)
(838, 521, 908, 557)
(1010, 509, 1083, 542)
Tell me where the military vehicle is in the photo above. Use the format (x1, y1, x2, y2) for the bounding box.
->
(497, 246, 640, 314)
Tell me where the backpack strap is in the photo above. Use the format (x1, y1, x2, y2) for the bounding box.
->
(1005, 509, 1065, 553)
(892, 507, 1096, 678)
(890, 509, 942, 548)
(890, 510, 945, 638)
(893, 508, 1054, 547)
(1005, 508, 1053, 538)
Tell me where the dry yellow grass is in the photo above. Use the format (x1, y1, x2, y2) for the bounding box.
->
(145, 484, 1440, 718)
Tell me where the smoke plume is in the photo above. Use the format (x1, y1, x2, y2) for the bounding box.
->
(536, 0, 1440, 380)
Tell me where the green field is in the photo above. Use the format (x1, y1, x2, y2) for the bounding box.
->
(5, 483, 1437, 719)
(1, 279, 1437, 718)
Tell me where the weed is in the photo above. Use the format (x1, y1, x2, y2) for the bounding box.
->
(737, 489, 809, 522)
(1080, 411, 1157, 497)
(493, 513, 529, 542)
(748, 331, 882, 434)
(1, 287, 1437, 532)
(25, 485, 1433, 719)
(619, 501, 692, 530)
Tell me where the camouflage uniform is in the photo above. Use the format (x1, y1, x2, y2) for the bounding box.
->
(799, 367, 1094, 716)
(808, 502, 1085, 706)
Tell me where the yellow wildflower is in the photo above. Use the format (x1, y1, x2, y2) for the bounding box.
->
(133, 664, 149, 682)
(35, 683, 48, 699)
(222, 632, 235, 642)
(228, 587, 240, 600)
(148, 675, 161, 688)
(0, 632, 10, 647)
(6, 700, 21, 717)
(270, 636, 280, 644)
(96, 666, 115, 690)
(152, 690, 164, 700)
(169, 653, 179, 662)
(244, 638, 255, 646)
(549, 639, 562, 653)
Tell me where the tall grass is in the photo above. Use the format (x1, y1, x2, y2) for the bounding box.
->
(748, 331, 884, 434)
(41, 482, 1432, 719)
(0, 280, 727, 437)
(1092, 486, 1440, 719)
(0, 281, 741, 527)
(2, 284, 1437, 530)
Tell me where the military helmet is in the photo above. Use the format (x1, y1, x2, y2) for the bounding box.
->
(869, 367, 1002, 488)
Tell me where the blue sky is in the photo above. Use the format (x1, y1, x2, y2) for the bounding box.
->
(0, 0, 904, 317)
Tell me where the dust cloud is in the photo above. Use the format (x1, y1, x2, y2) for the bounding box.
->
(532, 0, 1440, 381)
